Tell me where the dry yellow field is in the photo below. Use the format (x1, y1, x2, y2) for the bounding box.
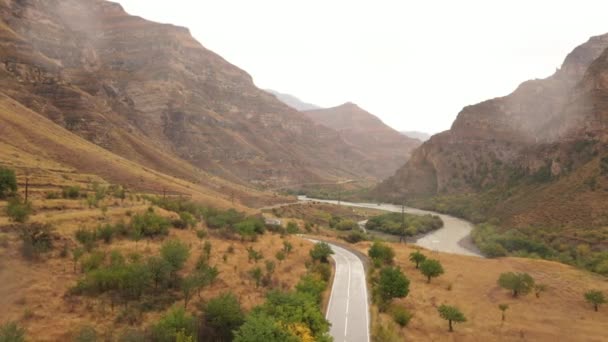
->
(347, 241, 608, 342)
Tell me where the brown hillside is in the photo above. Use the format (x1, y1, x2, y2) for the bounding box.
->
(0, 0, 384, 190)
(0, 94, 281, 209)
(304, 103, 421, 178)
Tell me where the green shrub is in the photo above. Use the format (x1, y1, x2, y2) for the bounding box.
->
(160, 240, 190, 272)
(296, 275, 327, 304)
(151, 307, 196, 342)
(6, 199, 32, 223)
(131, 211, 170, 238)
(19, 223, 54, 260)
(343, 231, 366, 243)
(73, 325, 97, 342)
(390, 305, 413, 327)
(368, 241, 394, 266)
(200, 293, 245, 341)
(286, 221, 299, 234)
(0, 321, 25, 342)
(62, 186, 81, 199)
(0, 168, 17, 199)
(366, 212, 443, 236)
(309, 242, 333, 263)
(335, 220, 358, 231)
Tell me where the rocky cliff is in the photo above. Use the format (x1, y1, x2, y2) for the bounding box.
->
(0, 0, 385, 191)
(375, 33, 608, 231)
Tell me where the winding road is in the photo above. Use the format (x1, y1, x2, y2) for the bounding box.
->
(307, 239, 370, 342)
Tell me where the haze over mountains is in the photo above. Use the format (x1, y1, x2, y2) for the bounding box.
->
(376, 33, 608, 234)
(265, 89, 321, 111)
(0, 0, 422, 202)
(303, 103, 421, 179)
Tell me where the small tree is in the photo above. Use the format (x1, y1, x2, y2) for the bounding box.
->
(377, 267, 410, 310)
(409, 250, 426, 269)
(309, 242, 333, 263)
(161, 240, 191, 284)
(181, 274, 199, 308)
(246, 247, 263, 264)
(498, 304, 508, 322)
(6, 198, 32, 223)
(368, 241, 394, 266)
(147, 256, 172, 290)
(201, 293, 245, 341)
(203, 241, 212, 262)
(275, 251, 286, 264)
(249, 267, 263, 288)
(497, 272, 534, 297)
(420, 259, 444, 283)
(438, 304, 466, 332)
(584, 290, 606, 312)
(282, 241, 293, 254)
(0, 168, 17, 199)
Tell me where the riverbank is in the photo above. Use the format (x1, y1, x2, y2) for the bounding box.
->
(298, 196, 482, 257)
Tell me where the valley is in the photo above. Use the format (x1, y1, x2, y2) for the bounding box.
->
(0, 0, 607, 341)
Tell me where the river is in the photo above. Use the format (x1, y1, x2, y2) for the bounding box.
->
(298, 196, 482, 257)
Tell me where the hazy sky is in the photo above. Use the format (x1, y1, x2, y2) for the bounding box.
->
(117, 0, 608, 134)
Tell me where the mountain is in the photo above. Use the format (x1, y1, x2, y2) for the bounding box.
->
(400, 131, 431, 142)
(0, 0, 391, 193)
(266, 89, 321, 111)
(374, 33, 608, 261)
(304, 103, 422, 179)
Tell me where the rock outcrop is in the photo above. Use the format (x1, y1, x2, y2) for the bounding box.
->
(375, 33, 608, 229)
(0, 0, 387, 190)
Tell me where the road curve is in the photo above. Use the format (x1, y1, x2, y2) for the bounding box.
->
(307, 239, 370, 342)
(300, 196, 482, 257)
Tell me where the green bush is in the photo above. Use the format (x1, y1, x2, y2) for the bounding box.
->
(151, 306, 196, 342)
(376, 267, 410, 309)
(335, 220, 358, 231)
(368, 241, 394, 266)
(309, 242, 333, 263)
(343, 230, 366, 244)
(6, 199, 32, 223)
(200, 293, 245, 341)
(62, 186, 81, 199)
(0, 168, 17, 199)
(366, 212, 443, 236)
(0, 321, 25, 342)
(390, 305, 413, 327)
(73, 326, 97, 342)
(286, 221, 299, 234)
(130, 211, 170, 238)
(19, 223, 54, 260)
(160, 240, 190, 272)
(296, 275, 327, 304)
(497, 272, 535, 297)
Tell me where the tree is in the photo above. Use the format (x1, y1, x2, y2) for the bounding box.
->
(286, 221, 299, 234)
(420, 259, 444, 283)
(498, 304, 508, 322)
(309, 242, 333, 263)
(203, 241, 212, 262)
(161, 240, 191, 272)
(201, 293, 245, 342)
(296, 275, 326, 304)
(0, 321, 25, 342)
(194, 265, 219, 299)
(152, 306, 196, 342)
(72, 247, 84, 273)
(249, 267, 263, 288)
(497, 272, 535, 297)
(534, 284, 547, 298)
(438, 305, 466, 332)
(146, 256, 172, 290)
(584, 290, 606, 312)
(0, 168, 17, 199)
(377, 267, 410, 308)
(282, 241, 293, 254)
(234, 313, 298, 342)
(181, 274, 199, 308)
(275, 251, 286, 264)
(368, 241, 394, 266)
(409, 250, 426, 269)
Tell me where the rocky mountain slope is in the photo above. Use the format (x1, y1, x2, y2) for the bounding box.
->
(375, 33, 608, 238)
(304, 103, 421, 178)
(266, 89, 321, 111)
(0, 0, 387, 194)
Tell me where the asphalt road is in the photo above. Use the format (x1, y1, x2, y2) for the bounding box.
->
(308, 239, 370, 342)
(300, 196, 482, 257)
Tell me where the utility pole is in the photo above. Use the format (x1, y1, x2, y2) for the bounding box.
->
(24, 175, 29, 204)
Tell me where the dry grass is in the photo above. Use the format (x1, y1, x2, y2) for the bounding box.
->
(345, 241, 608, 342)
(0, 198, 313, 340)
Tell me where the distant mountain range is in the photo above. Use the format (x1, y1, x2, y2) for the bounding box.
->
(303, 103, 421, 179)
(265, 89, 321, 111)
(400, 131, 431, 142)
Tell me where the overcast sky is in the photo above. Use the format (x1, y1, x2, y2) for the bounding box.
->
(117, 0, 608, 134)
